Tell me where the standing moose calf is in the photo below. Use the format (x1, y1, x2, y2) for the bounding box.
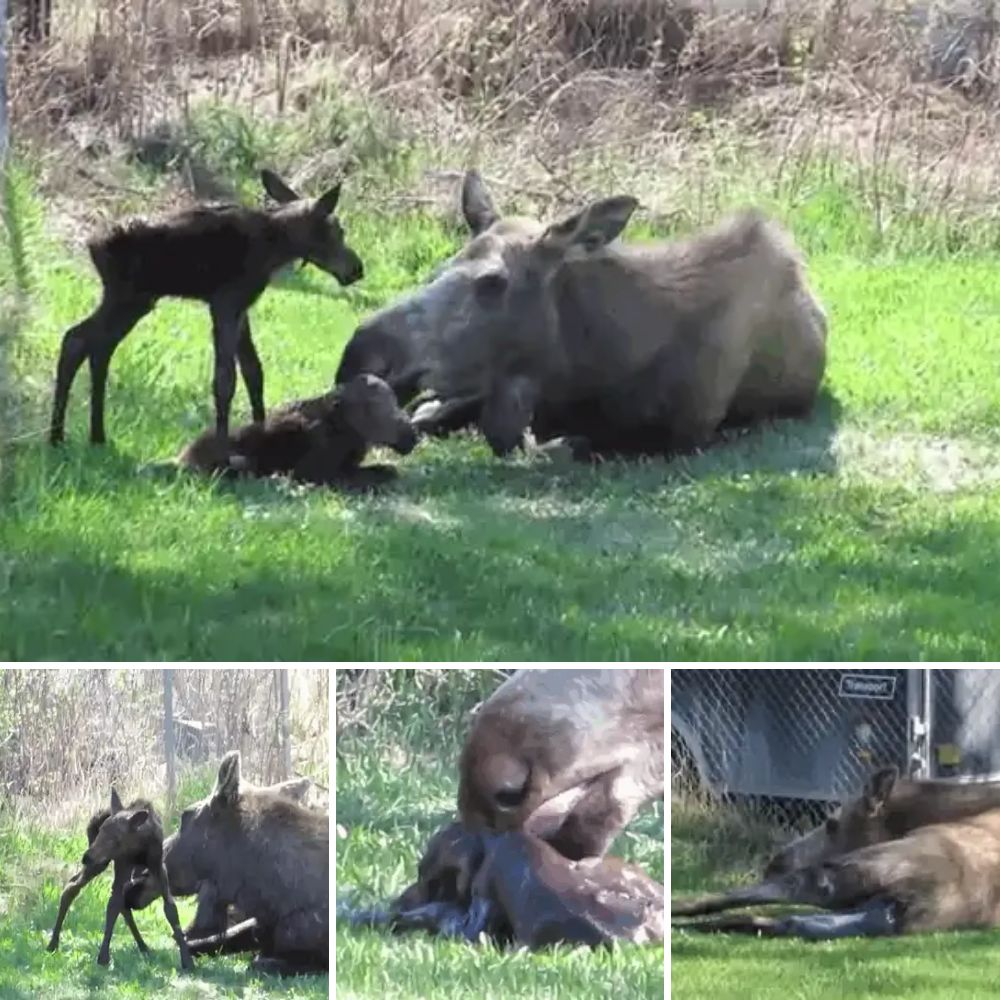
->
(47, 788, 192, 970)
(50, 170, 363, 447)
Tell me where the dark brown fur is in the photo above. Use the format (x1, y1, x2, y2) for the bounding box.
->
(765, 767, 1000, 876)
(339, 171, 826, 460)
(177, 373, 417, 490)
(47, 789, 192, 970)
(458, 668, 664, 860)
(130, 752, 328, 976)
(50, 170, 363, 447)
(344, 822, 663, 949)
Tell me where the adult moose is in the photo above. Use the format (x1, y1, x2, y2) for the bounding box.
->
(459, 669, 664, 860)
(51, 170, 363, 447)
(765, 766, 1000, 877)
(672, 805, 1000, 940)
(126, 752, 327, 976)
(337, 171, 827, 459)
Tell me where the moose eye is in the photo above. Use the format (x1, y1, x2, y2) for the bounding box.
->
(474, 270, 508, 300)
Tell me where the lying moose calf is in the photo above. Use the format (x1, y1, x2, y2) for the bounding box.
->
(178, 373, 418, 489)
(47, 788, 192, 970)
(341, 821, 663, 948)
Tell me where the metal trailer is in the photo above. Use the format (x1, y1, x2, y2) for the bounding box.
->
(671, 668, 1000, 805)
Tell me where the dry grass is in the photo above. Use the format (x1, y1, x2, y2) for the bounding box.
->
(0, 667, 328, 827)
(6, 0, 1000, 233)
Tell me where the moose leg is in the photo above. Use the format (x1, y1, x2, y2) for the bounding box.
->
(50, 294, 152, 445)
(676, 897, 900, 940)
(209, 304, 244, 442)
(156, 863, 194, 970)
(671, 877, 801, 918)
(86, 297, 155, 445)
(187, 917, 260, 956)
(95, 863, 133, 965)
(47, 861, 108, 951)
(236, 316, 265, 423)
(186, 881, 229, 937)
(106, 862, 151, 957)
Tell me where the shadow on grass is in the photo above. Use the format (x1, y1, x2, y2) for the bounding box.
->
(7, 382, 1000, 659)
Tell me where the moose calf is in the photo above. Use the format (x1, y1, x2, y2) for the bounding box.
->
(50, 169, 363, 447)
(47, 789, 192, 970)
(177, 373, 417, 489)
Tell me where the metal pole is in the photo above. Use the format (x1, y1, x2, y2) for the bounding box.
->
(163, 668, 176, 812)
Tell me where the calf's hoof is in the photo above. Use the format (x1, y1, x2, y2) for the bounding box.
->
(45, 936, 59, 952)
(96, 952, 111, 967)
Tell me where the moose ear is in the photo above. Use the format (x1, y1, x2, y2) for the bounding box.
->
(128, 810, 150, 831)
(110, 787, 124, 813)
(863, 767, 898, 816)
(213, 751, 242, 804)
(314, 183, 342, 218)
(542, 196, 638, 254)
(261, 169, 300, 204)
(462, 170, 499, 236)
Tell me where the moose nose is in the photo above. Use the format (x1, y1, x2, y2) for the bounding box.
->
(339, 252, 364, 286)
(82, 851, 93, 866)
(394, 423, 419, 455)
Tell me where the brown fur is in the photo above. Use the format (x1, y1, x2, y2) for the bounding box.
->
(348, 822, 662, 949)
(339, 170, 826, 459)
(673, 807, 1000, 938)
(50, 170, 363, 447)
(140, 752, 328, 975)
(458, 668, 664, 859)
(177, 374, 417, 490)
(47, 789, 192, 970)
(765, 767, 1000, 876)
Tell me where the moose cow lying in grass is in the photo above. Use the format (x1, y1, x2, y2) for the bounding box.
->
(673, 767, 1000, 940)
(126, 752, 328, 976)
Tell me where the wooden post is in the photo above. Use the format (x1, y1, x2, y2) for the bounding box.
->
(0, 0, 8, 161)
(163, 669, 176, 813)
(277, 668, 291, 780)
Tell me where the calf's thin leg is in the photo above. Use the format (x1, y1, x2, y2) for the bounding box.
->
(96, 864, 132, 965)
(236, 317, 265, 423)
(50, 294, 152, 445)
(156, 863, 194, 970)
(676, 897, 899, 940)
(87, 297, 155, 444)
(209, 305, 244, 442)
(47, 862, 108, 950)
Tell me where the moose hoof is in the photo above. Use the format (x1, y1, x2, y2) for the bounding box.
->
(45, 937, 59, 952)
(96, 953, 111, 967)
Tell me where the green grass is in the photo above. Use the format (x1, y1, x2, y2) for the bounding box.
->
(336, 719, 664, 999)
(671, 799, 1000, 1000)
(4, 183, 1000, 659)
(0, 770, 328, 999)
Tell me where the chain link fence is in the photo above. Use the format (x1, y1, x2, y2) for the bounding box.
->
(672, 668, 1000, 827)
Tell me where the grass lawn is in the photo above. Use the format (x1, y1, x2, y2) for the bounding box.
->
(4, 189, 1000, 659)
(671, 799, 1000, 1000)
(0, 781, 328, 998)
(336, 718, 664, 999)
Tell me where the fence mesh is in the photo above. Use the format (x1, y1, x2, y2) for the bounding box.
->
(672, 668, 1000, 828)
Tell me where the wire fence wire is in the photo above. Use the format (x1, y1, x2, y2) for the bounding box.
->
(0, 667, 328, 825)
(672, 668, 1000, 828)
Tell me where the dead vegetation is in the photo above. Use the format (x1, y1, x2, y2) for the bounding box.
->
(5, 2, 1000, 238)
